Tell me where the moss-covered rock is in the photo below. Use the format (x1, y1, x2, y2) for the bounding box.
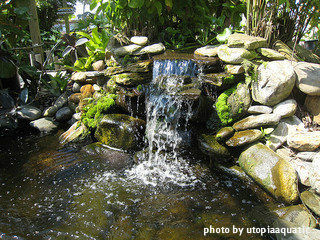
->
(112, 72, 151, 86)
(95, 114, 145, 150)
(198, 134, 230, 157)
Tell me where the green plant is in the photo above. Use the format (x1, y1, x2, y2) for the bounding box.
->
(41, 71, 68, 96)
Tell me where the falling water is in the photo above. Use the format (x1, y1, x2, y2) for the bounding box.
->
(126, 59, 202, 187)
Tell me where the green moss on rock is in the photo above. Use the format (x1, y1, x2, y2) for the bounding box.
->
(215, 86, 236, 125)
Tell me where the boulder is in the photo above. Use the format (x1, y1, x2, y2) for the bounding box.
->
(227, 33, 267, 50)
(248, 105, 273, 114)
(226, 129, 262, 147)
(217, 45, 256, 64)
(239, 143, 299, 204)
(233, 113, 281, 131)
(113, 44, 142, 56)
(30, 117, 59, 133)
(300, 189, 320, 216)
(225, 65, 244, 74)
(273, 99, 297, 118)
(257, 48, 286, 60)
(16, 105, 41, 121)
(81, 142, 132, 171)
(92, 60, 105, 71)
(294, 62, 320, 95)
(287, 131, 320, 151)
(252, 61, 296, 106)
(59, 121, 90, 145)
(304, 95, 320, 124)
(194, 45, 219, 57)
(55, 106, 73, 122)
(198, 134, 230, 157)
(133, 43, 165, 55)
(130, 36, 148, 46)
(95, 114, 145, 150)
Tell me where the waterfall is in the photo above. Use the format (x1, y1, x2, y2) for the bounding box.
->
(126, 59, 202, 188)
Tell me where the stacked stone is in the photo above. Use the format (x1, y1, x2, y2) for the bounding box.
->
(195, 33, 320, 235)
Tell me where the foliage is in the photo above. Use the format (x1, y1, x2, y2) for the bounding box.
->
(41, 71, 69, 96)
(90, 0, 245, 48)
(81, 93, 117, 129)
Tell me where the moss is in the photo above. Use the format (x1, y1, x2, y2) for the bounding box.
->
(215, 86, 236, 125)
(81, 93, 117, 129)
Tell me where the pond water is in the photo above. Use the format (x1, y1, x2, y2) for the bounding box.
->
(0, 129, 276, 240)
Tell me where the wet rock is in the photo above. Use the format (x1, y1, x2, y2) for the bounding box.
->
(257, 48, 286, 60)
(16, 105, 41, 121)
(300, 189, 320, 216)
(201, 72, 236, 88)
(113, 44, 142, 56)
(72, 82, 82, 92)
(95, 114, 145, 150)
(287, 131, 320, 151)
(194, 45, 219, 57)
(216, 127, 234, 141)
(304, 95, 320, 124)
(252, 61, 296, 106)
(125, 61, 152, 73)
(273, 99, 297, 118)
(226, 129, 262, 147)
(239, 143, 299, 203)
(217, 45, 256, 64)
(55, 106, 73, 122)
(43, 105, 58, 117)
(233, 113, 281, 131)
(266, 122, 288, 151)
(227, 33, 267, 50)
(225, 64, 244, 74)
(81, 142, 132, 171)
(134, 43, 165, 55)
(115, 88, 145, 117)
(30, 117, 59, 133)
(297, 152, 320, 162)
(248, 105, 273, 114)
(59, 121, 90, 145)
(130, 36, 148, 46)
(112, 73, 151, 86)
(177, 88, 201, 101)
(294, 62, 320, 95)
(92, 60, 105, 71)
(198, 134, 230, 157)
(43, 92, 68, 117)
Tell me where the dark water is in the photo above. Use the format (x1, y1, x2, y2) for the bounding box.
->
(0, 130, 278, 240)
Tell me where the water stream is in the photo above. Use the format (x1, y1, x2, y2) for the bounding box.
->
(0, 59, 276, 239)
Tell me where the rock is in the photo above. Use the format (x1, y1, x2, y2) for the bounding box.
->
(226, 129, 262, 147)
(239, 143, 299, 204)
(276, 148, 294, 162)
(59, 121, 90, 145)
(0, 115, 17, 129)
(273, 99, 297, 118)
(266, 122, 288, 150)
(130, 36, 148, 46)
(16, 105, 41, 121)
(225, 64, 244, 74)
(104, 66, 125, 76)
(294, 62, 320, 95)
(43, 92, 68, 117)
(112, 73, 151, 86)
(93, 84, 100, 92)
(55, 106, 73, 122)
(233, 113, 281, 131)
(95, 114, 145, 150)
(105, 61, 151, 76)
(71, 72, 87, 82)
(68, 93, 82, 104)
(217, 45, 256, 64)
(113, 44, 142, 56)
(252, 61, 296, 106)
(304, 95, 320, 124)
(177, 88, 201, 101)
(287, 131, 320, 151)
(30, 117, 59, 133)
(290, 159, 312, 186)
(72, 82, 82, 92)
(227, 33, 267, 50)
(201, 72, 237, 88)
(80, 84, 95, 98)
(133, 43, 165, 55)
(198, 134, 230, 157)
(281, 116, 306, 134)
(310, 156, 320, 194)
(257, 48, 286, 60)
(68, 112, 81, 125)
(92, 60, 105, 71)
(297, 152, 320, 162)
(273, 40, 301, 62)
(43, 105, 59, 117)
(248, 105, 273, 114)
(216, 127, 234, 141)
(81, 142, 132, 171)
(300, 189, 320, 216)
(194, 45, 219, 57)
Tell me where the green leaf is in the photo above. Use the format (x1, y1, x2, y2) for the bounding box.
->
(76, 31, 94, 42)
(0, 58, 16, 78)
(154, 1, 162, 15)
(92, 27, 100, 44)
(128, 0, 144, 8)
(216, 28, 232, 43)
(165, 0, 173, 8)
